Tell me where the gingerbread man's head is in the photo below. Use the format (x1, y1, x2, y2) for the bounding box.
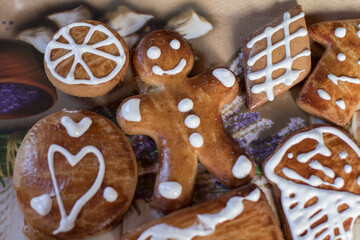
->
(133, 30, 195, 86)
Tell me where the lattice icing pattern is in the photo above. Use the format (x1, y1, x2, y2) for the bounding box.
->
(264, 126, 360, 240)
(45, 22, 127, 85)
(246, 10, 310, 101)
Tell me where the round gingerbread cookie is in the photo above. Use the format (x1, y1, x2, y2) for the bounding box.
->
(44, 20, 129, 97)
(13, 109, 137, 239)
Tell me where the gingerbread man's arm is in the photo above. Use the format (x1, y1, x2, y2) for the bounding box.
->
(117, 95, 160, 136)
(188, 68, 239, 110)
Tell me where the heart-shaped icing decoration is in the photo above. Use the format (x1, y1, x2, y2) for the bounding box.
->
(61, 116, 92, 138)
(48, 144, 105, 234)
(30, 193, 52, 216)
(264, 126, 360, 240)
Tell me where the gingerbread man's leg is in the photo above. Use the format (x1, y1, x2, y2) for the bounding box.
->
(197, 118, 255, 187)
(152, 133, 198, 212)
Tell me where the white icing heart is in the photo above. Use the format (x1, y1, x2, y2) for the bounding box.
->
(61, 116, 92, 138)
(48, 144, 105, 234)
(30, 194, 52, 216)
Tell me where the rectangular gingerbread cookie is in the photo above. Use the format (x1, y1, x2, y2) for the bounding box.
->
(243, 5, 311, 111)
(122, 184, 283, 240)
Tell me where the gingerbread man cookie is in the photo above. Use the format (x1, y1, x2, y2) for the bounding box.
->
(117, 30, 254, 212)
(264, 125, 360, 240)
(13, 110, 137, 239)
(44, 20, 129, 97)
(297, 19, 360, 126)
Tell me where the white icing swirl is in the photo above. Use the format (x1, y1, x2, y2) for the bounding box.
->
(121, 98, 141, 122)
(158, 181, 183, 199)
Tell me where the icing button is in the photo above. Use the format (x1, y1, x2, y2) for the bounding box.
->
(158, 181, 183, 199)
(232, 155, 252, 179)
(189, 133, 204, 148)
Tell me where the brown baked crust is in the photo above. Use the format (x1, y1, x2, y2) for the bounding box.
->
(243, 5, 311, 111)
(122, 184, 284, 240)
(117, 30, 254, 213)
(44, 20, 129, 97)
(13, 110, 137, 239)
(263, 124, 360, 240)
(297, 19, 360, 126)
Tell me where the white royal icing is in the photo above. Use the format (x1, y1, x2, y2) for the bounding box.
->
(264, 126, 360, 240)
(189, 133, 203, 148)
(30, 194, 52, 216)
(358, 60, 360, 65)
(328, 74, 360, 85)
(45, 22, 126, 85)
(152, 58, 187, 76)
(178, 98, 193, 113)
(147, 46, 161, 59)
(317, 89, 331, 100)
(61, 116, 92, 138)
(336, 99, 346, 110)
(184, 114, 200, 129)
(334, 27, 346, 38)
(170, 39, 180, 50)
(287, 153, 294, 159)
(137, 188, 261, 240)
(48, 144, 105, 234)
(121, 98, 141, 122)
(339, 151, 348, 159)
(357, 177, 360, 186)
(232, 155, 253, 179)
(357, 30, 360, 38)
(308, 160, 335, 178)
(246, 11, 310, 101)
(344, 164, 352, 173)
(103, 187, 118, 202)
(158, 181, 183, 199)
(337, 53, 346, 61)
(212, 68, 236, 87)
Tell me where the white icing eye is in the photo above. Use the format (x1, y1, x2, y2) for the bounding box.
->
(103, 187, 118, 202)
(170, 39, 180, 49)
(147, 46, 161, 59)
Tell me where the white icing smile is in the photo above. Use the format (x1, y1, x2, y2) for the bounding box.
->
(61, 116, 92, 138)
(152, 58, 187, 76)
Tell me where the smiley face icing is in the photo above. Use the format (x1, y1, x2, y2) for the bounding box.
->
(297, 19, 360, 126)
(13, 110, 137, 239)
(117, 30, 255, 213)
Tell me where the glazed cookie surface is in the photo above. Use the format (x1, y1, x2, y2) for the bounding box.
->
(44, 20, 129, 97)
(264, 125, 360, 240)
(13, 110, 137, 239)
(117, 30, 254, 213)
(243, 5, 311, 111)
(122, 184, 284, 240)
(297, 19, 360, 126)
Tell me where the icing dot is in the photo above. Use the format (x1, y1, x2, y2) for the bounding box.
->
(158, 181, 182, 199)
(189, 133, 204, 148)
(170, 39, 180, 50)
(178, 98, 193, 113)
(339, 151, 348, 159)
(334, 27, 346, 38)
(232, 155, 252, 179)
(317, 89, 331, 100)
(31, 194, 52, 216)
(147, 46, 161, 59)
(334, 177, 345, 188)
(357, 30, 360, 38)
(344, 164, 352, 173)
(358, 60, 360, 65)
(337, 53, 346, 61)
(212, 68, 236, 87)
(287, 153, 293, 159)
(103, 187, 118, 202)
(336, 99, 346, 110)
(185, 115, 200, 129)
(121, 98, 141, 122)
(357, 176, 360, 185)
